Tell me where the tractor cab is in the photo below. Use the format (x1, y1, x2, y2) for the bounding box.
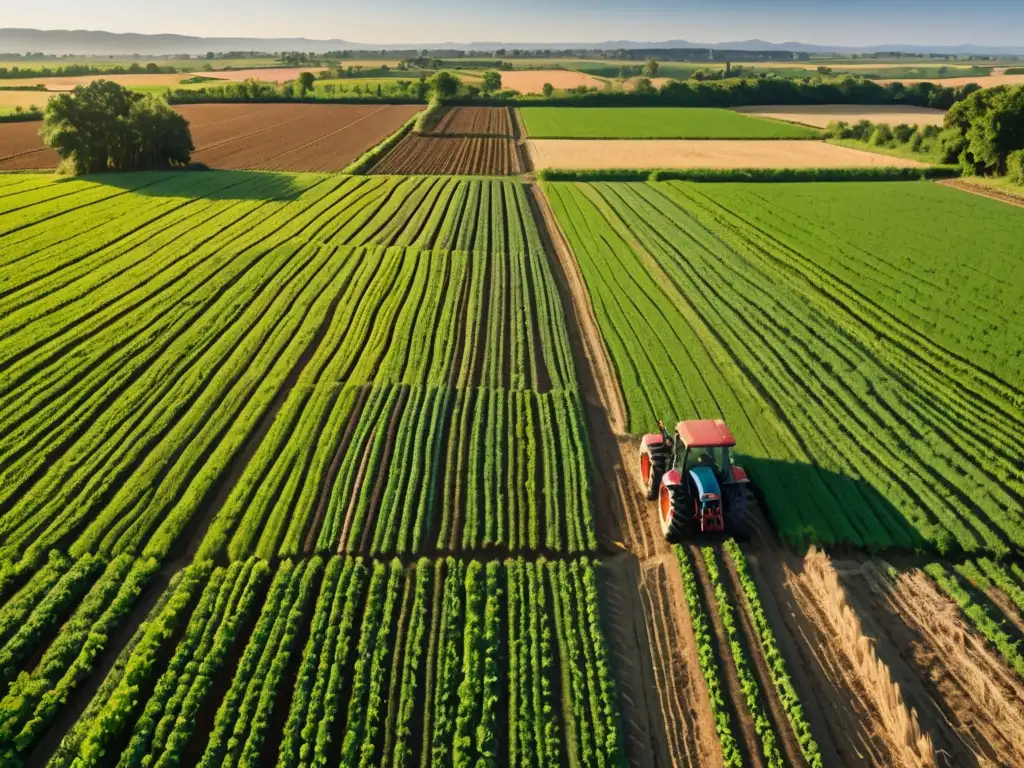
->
(639, 418, 752, 541)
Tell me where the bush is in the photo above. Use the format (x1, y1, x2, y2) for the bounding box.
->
(823, 120, 852, 139)
(1008, 149, 1024, 185)
(909, 131, 924, 151)
(869, 123, 894, 146)
(892, 123, 915, 143)
(41, 80, 193, 175)
(849, 119, 873, 141)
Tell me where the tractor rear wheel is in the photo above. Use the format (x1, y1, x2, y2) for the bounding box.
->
(660, 484, 689, 543)
(640, 442, 669, 501)
(724, 484, 753, 540)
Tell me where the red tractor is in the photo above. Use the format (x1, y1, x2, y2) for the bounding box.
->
(639, 419, 753, 541)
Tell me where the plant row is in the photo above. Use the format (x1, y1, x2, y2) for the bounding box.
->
(0, 175, 579, 576)
(47, 555, 625, 768)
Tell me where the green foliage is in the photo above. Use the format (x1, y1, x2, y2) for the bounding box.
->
(542, 82, 554, 98)
(297, 71, 316, 94)
(941, 85, 1024, 175)
(481, 70, 502, 93)
(545, 179, 1024, 555)
(539, 166, 957, 182)
(429, 70, 461, 100)
(41, 80, 193, 174)
(520, 107, 820, 139)
(1008, 148, 1024, 185)
(643, 58, 660, 78)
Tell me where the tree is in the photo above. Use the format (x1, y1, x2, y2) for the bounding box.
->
(41, 80, 193, 175)
(817, 65, 833, 76)
(297, 71, 316, 95)
(542, 82, 554, 98)
(482, 70, 501, 93)
(428, 71, 460, 99)
(643, 59, 660, 78)
(633, 77, 656, 95)
(206, 52, 216, 60)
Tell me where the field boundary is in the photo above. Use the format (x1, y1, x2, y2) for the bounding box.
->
(342, 110, 422, 174)
(536, 166, 960, 182)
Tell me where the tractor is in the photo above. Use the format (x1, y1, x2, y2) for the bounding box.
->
(639, 419, 753, 541)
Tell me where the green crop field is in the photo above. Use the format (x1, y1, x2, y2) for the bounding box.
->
(546, 180, 1024, 556)
(0, 171, 623, 766)
(520, 107, 820, 139)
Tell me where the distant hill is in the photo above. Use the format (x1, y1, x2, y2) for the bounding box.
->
(1, 28, 1022, 57)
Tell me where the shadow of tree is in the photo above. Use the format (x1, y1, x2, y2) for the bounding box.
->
(77, 168, 315, 201)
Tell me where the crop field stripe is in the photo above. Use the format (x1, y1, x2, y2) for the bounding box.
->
(548, 179, 1024, 556)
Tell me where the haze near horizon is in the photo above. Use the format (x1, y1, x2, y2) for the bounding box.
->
(4, 0, 1024, 46)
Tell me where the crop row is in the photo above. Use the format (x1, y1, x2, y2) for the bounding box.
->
(924, 561, 1024, 679)
(371, 135, 523, 176)
(545, 179, 1024, 556)
(673, 542, 825, 768)
(0, 552, 160, 762)
(431, 107, 515, 137)
(46, 555, 624, 768)
(0, 175, 584, 578)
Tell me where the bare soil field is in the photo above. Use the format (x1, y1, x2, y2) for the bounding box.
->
(0, 73, 192, 90)
(202, 67, 328, 83)
(0, 103, 420, 171)
(431, 106, 514, 136)
(500, 70, 606, 94)
(878, 73, 1024, 88)
(526, 138, 929, 169)
(371, 134, 521, 175)
(0, 120, 58, 170)
(732, 104, 947, 128)
(0, 90, 55, 111)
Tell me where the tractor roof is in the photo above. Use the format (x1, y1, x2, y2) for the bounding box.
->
(676, 419, 736, 448)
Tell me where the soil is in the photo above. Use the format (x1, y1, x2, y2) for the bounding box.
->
(731, 104, 947, 128)
(0, 103, 421, 172)
(370, 134, 521, 175)
(877, 73, 1024, 89)
(842, 561, 1024, 766)
(430, 107, 514, 137)
(499, 70, 606, 94)
(531, 182, 722, 767)
(526, 139, 930, 170)
(0, 120, 59, 170)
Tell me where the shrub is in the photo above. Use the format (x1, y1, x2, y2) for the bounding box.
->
(869, 123, 894, 146)
(892, 123, 915, 143)
(823, 120, 852, 139)
(909, 131, 924, 151)
(1008, 149, 1024, 185)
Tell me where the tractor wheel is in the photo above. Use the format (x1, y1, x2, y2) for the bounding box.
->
(640, 443, 668, 501)
(660, 484, 689, 543)
(724, 484, 753, 540)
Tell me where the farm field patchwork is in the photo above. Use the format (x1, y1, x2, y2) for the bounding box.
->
(371, 134, 523, 175)
(520, 107, 820, 139)
(545, 179, 1024, 555)
(731, 104, 947, 128)
(498, 70, 607, 94)
(0, 103, 423, 171)
(526, 139, 928, 169)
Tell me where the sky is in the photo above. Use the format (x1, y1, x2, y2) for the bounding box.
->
(4, 0, 1024, 46)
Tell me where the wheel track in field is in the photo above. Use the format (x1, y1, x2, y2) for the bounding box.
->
(530, 181, 721, 768)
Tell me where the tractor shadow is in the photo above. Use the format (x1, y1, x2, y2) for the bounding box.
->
(737, 454, 931, 555)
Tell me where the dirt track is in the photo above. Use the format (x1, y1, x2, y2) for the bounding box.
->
(529, 180, 1024, 768)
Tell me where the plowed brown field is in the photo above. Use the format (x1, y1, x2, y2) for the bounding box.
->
(431, 106, 514, 136)
(370, 134, 521, 175)
(0, 103, 421, 172)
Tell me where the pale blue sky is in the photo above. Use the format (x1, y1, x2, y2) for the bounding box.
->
(5, 0, 1023, 46)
